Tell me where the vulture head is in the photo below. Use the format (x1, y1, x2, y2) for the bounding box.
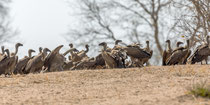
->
(69, 43, 73, 48)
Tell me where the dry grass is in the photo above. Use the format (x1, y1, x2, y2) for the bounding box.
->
(0, 65, 209, 105)
(189, 80, 210, 99)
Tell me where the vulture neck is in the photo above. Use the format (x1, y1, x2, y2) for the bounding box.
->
(115, 41, 119, 45)
(14, 45, 20, 56)
(167, 42, 172, 51)
(146, 43, 150, 50)
(39, 49, 42, 54)
(85, 46, 89, 53)
(63, 49, 74, 56)
(42, 49, 48, 58)
(176, 43, 181, 47)
(6, 50, 10, 58)
(1, 47, 4, 54)
(28, 51, 33, 58)
(102, 45, 108, 52)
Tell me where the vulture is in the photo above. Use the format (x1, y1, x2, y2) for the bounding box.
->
(0, 46, 6, 61)
(14, 49, 35, 74)
(25, 48, 51, 74)
(63, 48, 80, 70)
(188, 36, 210, 64)
(9, 43, 23, 74)
(182, 40, 192, 64)
(68, 44, 89, 63)
(142, 41, 153, 65)
(68, 43, 79, 60)
(77, 44, 89, 59)
(166, 41, 189, 65)
(93, 54, 105, 69)
(99, 42, 118, 69)
(162, 40, 173, 66)
(44, 45, 78, 72)
(112, 40, 123, 50)
(122, 43, 151, 67)
(0, 49, 11, 76)
(39, 47, 43, 54)
(112, 40, 127, 68)
(71, 58, 96, 70)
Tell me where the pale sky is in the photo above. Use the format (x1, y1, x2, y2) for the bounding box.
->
(10, 0, 77, 57)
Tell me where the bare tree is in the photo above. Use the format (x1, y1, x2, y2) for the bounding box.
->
(66, 0, 209, 65)
(65, 0, 175, 65)
(65, 0, 118, 54)
(171, 0, 210, 47)
(0, 0, 16, 44)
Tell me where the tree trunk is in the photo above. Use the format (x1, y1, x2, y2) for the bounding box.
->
(154, 20, 163, 56)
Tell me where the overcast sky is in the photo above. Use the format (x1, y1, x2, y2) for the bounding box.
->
(10, 0, 77, 57)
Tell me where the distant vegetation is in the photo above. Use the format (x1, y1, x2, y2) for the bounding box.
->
(0, 0, 17, 44)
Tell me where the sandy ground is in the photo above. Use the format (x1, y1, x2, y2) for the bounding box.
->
(0, 65, 210, 105)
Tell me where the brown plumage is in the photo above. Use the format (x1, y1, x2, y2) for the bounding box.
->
(166, 41, 189, 65)
(25, 48, 51, 73)
(0, 49, 11, 76)
(71, 58, 96, 70)
(142, 41, 153, 65)
(44, 45, 67, 72)
(77, 44, 89, 59)
(67, 44, 89, 63)
(182, 40, 192, 64)
(162, 40, 173, 66)
(112, 40, 122, 50)
(0, 46, 6, 61)
(188, 36, 210, 64)
(39, 47, 43, 54)
(99, 42, 117, 69)
(94, 53, 105, 68)
(122, 43, 151, 67)
(14, 49, 35, 74)
(68, 43, 79, 60)
(9, 43, 23, 75)
(63, 48, 80, 70)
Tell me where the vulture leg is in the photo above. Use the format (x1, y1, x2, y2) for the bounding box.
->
(205, 58, 208, 64)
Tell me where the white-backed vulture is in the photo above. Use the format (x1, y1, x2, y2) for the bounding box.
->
(10, 43, 23, 73)
(77, 44, 89, 59)
(14, 49, 35, 74)
(68, 43, 79, 60)
(45, 45, 79, 72)
(25, 48, 51, 74)
(63, 48, 79, 70)
(122, 43, 151, 67)
(69, 44, 89, 63)
(99, 42, 117, 69)
(112, 40, 127, 68)
(112, 40, 122, 50)
(142, 41, 153, 65)
(166, 41, 189, 65)
(43, 45, 65, 72)
(71, 58, 96, 70)
(39, 47, 43, 54)
(188, 36, 210, 64)
(0, 49, 11, 76)
(94, 54, 105, 68)
(0, 46, 6, 61)
(162, 40, 173, 66)
(0, 46, 4, 55)
(182, 40, 192, 64)
(68, 43, 79, 61)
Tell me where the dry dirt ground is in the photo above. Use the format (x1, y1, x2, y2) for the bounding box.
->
(0, 65, 210, 105)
